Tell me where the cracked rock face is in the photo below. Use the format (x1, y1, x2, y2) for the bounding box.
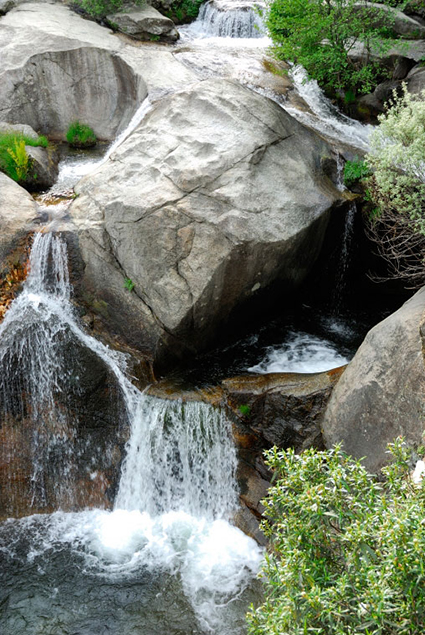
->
(71, 79, 342, 368)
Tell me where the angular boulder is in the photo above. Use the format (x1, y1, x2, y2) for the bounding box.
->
(322, 288, 425, 473)
(71, 78, 343, 368)
(107, 5, 179, 42)
(0, 172, 38, 263)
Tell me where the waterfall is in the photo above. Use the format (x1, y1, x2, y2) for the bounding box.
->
(116, 397, 237, 518)
(283, 66, 372, 152)
(0, 232, 238, 519)
(184, 0, 265, 38)
(333, 201, 357, 314)
(0, 232, 260, 633)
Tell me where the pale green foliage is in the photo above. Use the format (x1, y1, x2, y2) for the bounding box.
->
(247, 440, 425, 634)
(366, 85, 425, 234)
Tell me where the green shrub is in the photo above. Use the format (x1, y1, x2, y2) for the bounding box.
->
(247, 439, 425, 635)
(73, 0, 142, 18)
(366, 85, 425, 233)
(343, 158, 372, 187)
(165, 0, 204, 24)
(66, 121, 97, 148)
(364, 85, 425, 287)
(0, 132, 49, 183)
(264, 0, 397, 94)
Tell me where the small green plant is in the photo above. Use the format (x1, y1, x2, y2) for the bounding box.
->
(247, 439, 425, 635)
(0, 132, 48, 184)
(66, 121, 97, 148)
(343, 158, 371, 187)
(7, 139, 29, 182)
(238, 404, 251, 417)
(124, 278, 135, 292)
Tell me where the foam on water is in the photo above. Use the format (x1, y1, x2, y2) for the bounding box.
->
(0, 233, 262, 633)
(0, 508, 262, 633)
(248, 330, 350, 374)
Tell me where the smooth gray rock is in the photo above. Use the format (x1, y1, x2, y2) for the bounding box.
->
(407, 63, 425, 93)
(0, 121, 39, 140)
(0, 173, 38, 262)
(71, 79, 343, 367)
(322, 288, 425, 474)
(353, 2, 425, 39)
(0, 3, 195, 139)
(107, 5, 179, 41)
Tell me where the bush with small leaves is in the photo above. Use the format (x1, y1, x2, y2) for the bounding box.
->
(247, 439, 425, 635)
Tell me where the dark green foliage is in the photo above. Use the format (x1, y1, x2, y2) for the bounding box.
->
(73, 0, 143, 18)
(343, 158, 372, 187)
(165, 0, 204, 24)
(0, 132, 48, 184)
(247, 440, 425, 634)
(264, 0, 397, 94)
(66, 121, 97, 148)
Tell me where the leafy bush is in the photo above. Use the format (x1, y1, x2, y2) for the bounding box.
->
(343, 158, 372, 187)
(73, 0, 143, 18)
(264, 0, 397, 94)
(0, 132, 48, 183)
(364, 85, 425, 287)
(66, 121, 97, 148)
(247, 440, 425, 635)
(165, 0, 205, 24)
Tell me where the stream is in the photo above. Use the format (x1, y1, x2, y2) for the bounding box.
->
(0, 3, 376, 634)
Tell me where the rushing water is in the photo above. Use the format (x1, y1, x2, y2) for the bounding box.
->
(0, 234, 263, 634)
(184, 0, 265, 38)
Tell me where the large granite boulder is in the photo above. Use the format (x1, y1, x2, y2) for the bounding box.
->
(0, 3, 195, 139)
(106, 5, 179, 42)
(322, 288, 425, 473)
(71, 79, 344, 368)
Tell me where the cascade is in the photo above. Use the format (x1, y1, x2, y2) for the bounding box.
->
(184, 0, 265, 38)
(0, 232, 261, 634)
(332, 201, 357, 314)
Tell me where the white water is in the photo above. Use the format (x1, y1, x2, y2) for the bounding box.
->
(184, 0, 265, 38)
(248, 330, 350, 374)
(0, 233, 261, 633)
(284, 66, 372, 151)
(51, 98, 152, 194)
